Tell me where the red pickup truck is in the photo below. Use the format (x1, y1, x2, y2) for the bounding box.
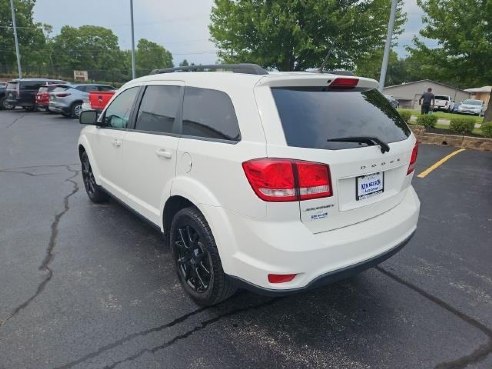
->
(89, 90, 116, 112)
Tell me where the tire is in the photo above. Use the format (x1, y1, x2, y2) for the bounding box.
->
(81, 151, 109, 203)
(0, 96, 14, 110)
(71, 102, 83, 119)
(23, 106, 35, 112)
(170, 207, 237, 306)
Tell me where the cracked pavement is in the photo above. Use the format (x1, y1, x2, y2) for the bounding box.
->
(0, 110, 491, 368)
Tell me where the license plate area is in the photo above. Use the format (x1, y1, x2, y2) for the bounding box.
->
(356, 172, 384, 201)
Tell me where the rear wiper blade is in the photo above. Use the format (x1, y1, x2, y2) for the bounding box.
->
(326, 136, 390, 153)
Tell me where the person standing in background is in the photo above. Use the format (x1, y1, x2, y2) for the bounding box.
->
(419, 88, 435, 114)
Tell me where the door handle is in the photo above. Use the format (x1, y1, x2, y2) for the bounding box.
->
(112, 138, 122, 147)
(156, 149, 172, 159)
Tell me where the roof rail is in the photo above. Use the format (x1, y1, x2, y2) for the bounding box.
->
(150, 63, 268, 76)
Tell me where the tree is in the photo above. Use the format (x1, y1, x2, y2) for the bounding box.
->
(209, 0, 406, 71)
(179, 59, 189, 67)
(409, 0, 492, 88)
(52, 25, 122, 73)
(136, 39, 173, 73)
(0, 0, 48, 72)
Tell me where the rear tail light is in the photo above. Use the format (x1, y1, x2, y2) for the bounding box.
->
(407, 142, 419, 175)
(329, 77, 359, 89)
(56, 93, 71, 97)
(242, 158, 332, 202)
(268, 274, 297, 283)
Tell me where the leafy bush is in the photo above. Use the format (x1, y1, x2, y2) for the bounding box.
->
(481, 122, 492, 138)
(416, 114, 438, 128)
(399, 110, 412, 124)
(449, 118, 475, 135)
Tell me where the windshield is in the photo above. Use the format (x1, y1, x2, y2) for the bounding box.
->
(7, 82, 18, 90)
(435, 95, 449, 100)
(38, 87, 48, 93)
(462, 99, 481, 106)
(271, 87, 410, 150)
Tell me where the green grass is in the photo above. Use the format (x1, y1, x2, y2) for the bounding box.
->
(432, 123, 483, 136)
(397, 108, 484, 124)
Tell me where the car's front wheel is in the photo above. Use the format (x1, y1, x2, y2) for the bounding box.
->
(71, 102, 83, 119)
(170, 207, 237, 306)
(81, 151, 109, 203)
(0, 97, 14, 110)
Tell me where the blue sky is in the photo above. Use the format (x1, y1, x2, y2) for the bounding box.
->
(33, 0, 426, 65)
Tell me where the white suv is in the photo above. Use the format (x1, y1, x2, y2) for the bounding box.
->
(78, 64, 420, 305)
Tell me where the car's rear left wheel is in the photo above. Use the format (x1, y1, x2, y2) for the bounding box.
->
(170, 207, 237, 306)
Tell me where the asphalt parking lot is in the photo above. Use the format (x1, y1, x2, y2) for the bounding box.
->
(0, 110, 491, 369)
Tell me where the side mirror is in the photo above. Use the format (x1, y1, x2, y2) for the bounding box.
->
(79, 110, 99, 125)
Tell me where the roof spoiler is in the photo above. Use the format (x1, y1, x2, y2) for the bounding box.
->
(150, 63, 268, 76)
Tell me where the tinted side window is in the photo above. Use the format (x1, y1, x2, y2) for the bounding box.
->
(104, 87, 139, 129)
(98, 85, 115, 91)
(21, 81, 44, 90)
(182, 87, 240, 142)
(135, 85, 181, 134)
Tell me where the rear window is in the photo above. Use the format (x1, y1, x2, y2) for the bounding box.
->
(7, 82, 18, 90)
(435, 95, 449, 100)
(271, 87, 410, 150)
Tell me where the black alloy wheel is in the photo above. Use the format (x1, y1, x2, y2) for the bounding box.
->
(170, 207, 237, 305)
(174, 224, 212, 293)
(81, 151, 108, 203)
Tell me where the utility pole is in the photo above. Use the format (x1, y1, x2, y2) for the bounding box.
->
(10, 0, 22, 78)
(378, 0, 397, 91)
(130, 0, 136, 79)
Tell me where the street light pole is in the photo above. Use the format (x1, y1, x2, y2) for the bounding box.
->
(130, 0, 136, 79)
(378, 0, 397, 91)
(10, 0, 22, 78)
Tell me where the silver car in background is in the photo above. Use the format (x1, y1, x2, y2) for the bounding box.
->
(49, 84, 114, 118)
(457, 99, 485, 116)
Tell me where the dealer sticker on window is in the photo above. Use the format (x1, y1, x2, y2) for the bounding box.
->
(356, 172, 384, 201)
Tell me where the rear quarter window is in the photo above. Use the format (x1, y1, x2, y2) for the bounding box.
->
(271, 87, 410, 150)
(182, 87, 241, 142)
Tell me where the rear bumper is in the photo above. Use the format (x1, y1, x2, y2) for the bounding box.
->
(49, 102, 70, 114)
(231, 230, 414, 295)
(219, 187, 420, 290)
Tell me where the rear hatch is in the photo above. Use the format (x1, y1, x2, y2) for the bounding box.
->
(254, 75, 416, 233)
(37, 86, 49, 104)
(50, 86, 71, 103)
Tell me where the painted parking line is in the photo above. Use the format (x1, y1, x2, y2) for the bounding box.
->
(417, 148, 465, 179)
